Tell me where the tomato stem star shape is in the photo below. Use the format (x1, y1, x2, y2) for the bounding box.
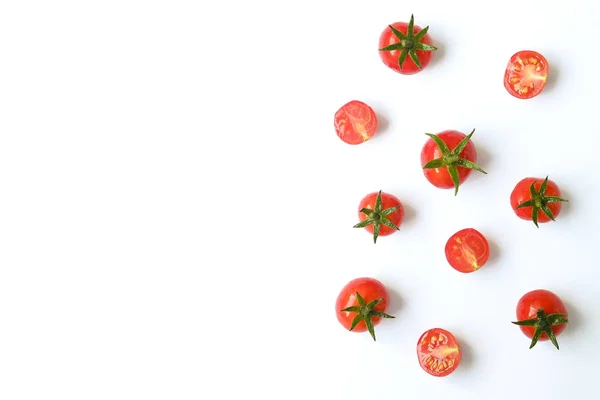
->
(340, 291, 395, 341)
(515, 176, 569, 228)
(422, 129, 487, 196)
(378, 14, 438, 70)
(512, 308, 568, 349)
(353, 190, 401, 244)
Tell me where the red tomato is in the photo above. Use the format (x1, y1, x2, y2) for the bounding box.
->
(354, 190, 404, 243)
(378, 15, 437, 75)
(335, 277, 394, 341)
(444, 228, 489, 273)
(420, 129, 486, 195)
(512, 289, 569, 349)
(334, 100, 378, 145)
(504, 50, 549, 99)
(510, 176, 568, 227)
(417, 328, 461, 377)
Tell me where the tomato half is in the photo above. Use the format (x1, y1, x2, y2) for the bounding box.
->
(417, 328, 461, 377)
(510, 176, 568, 227)
(504, 50, 549, 99)
(354, 190, 404, 243)
(445, 228, 489, 273)
(378, 15, 437, 75)
(420, 129, 486, 195)
(335, 277, 394, 341)
(334, 100, 378, 145)
(512, 289, 568, 349)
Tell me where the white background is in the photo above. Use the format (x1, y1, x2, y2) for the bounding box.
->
(1, 0, 598, 399)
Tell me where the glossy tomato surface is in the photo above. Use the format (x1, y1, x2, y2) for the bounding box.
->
(420, 130, 478, 189)
(445, 228, 489, 273)
(335, 277, 390, 333)
(510, 177, 563, 223)
(504, 50, 549, 99)
(378, 22, 434, 75)
(334, 100, 378, 145)
(357, 191, 404, 237)
(515, 289, 568, 341)
(417, 328, 461, 377)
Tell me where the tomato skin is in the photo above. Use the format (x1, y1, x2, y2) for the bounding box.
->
(445, 228, 489, 273)
(335, 277, 390, 333)
(378, 22, 434, 75)
(504, 50, 549, 99)
(510, 177, 563, 223)
(357, 192, 404, 237)
(515, 289, 568, 341)
(334, 100, 378, 145)
(417, 328, 461, 377)
(420, 130, 478, 189)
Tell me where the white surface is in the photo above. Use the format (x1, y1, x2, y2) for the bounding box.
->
(1, 0, 598, 399)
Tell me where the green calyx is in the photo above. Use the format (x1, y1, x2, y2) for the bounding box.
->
(515, 176, 569, 228)
(512, 309, 568, 349)
(353, 190, 401, 244)
(340, 291, 395, 341)
(378, 14, 438, 70)
(422, 129, 487, 195)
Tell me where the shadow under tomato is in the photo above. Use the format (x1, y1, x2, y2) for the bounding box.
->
(554, 184, 573, 221)
(455, 335, 475, 373)
(374, 112, 389, 137)
(399, 201, 416, 229)
(427, 37, 446, 70)
(385, 286, 404, 316)
(544, 61, 560, 93)
(484, 235, 500, 269)
(561, 298, 582, 341)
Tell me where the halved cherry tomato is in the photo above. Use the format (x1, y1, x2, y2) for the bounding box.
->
(445, 228, 489, 273)
(510, 176, 568, 227)
(378, 15, 437, 75)
(504, 50, 549, 99)
(335, 277, 394, 341)
(334, 100, 378, 145)
(353, 190, 404, 243)
(512, 289, 568, 350)
(417, 328, 461, 377)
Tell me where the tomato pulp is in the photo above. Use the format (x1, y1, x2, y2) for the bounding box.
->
(417, 328, 461, 377)
(504, 50, 549, 99)
(334, 100, 378, 145)
(445, 228, 489, 273)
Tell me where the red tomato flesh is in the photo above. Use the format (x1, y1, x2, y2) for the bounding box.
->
(417, 328, 461, 377)
(334, 100, 378, 145)
(504, 50, 548, 99)
(445, 228, 489, 273)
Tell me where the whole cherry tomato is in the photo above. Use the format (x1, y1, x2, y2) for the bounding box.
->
(510, 176, 568, 227)
(512, 289, 569, 349)
(335, 277, 394, 341)
(353, 190, 404, 243)
(378, 15, 437, 75)
(421, 129, 486, 195)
